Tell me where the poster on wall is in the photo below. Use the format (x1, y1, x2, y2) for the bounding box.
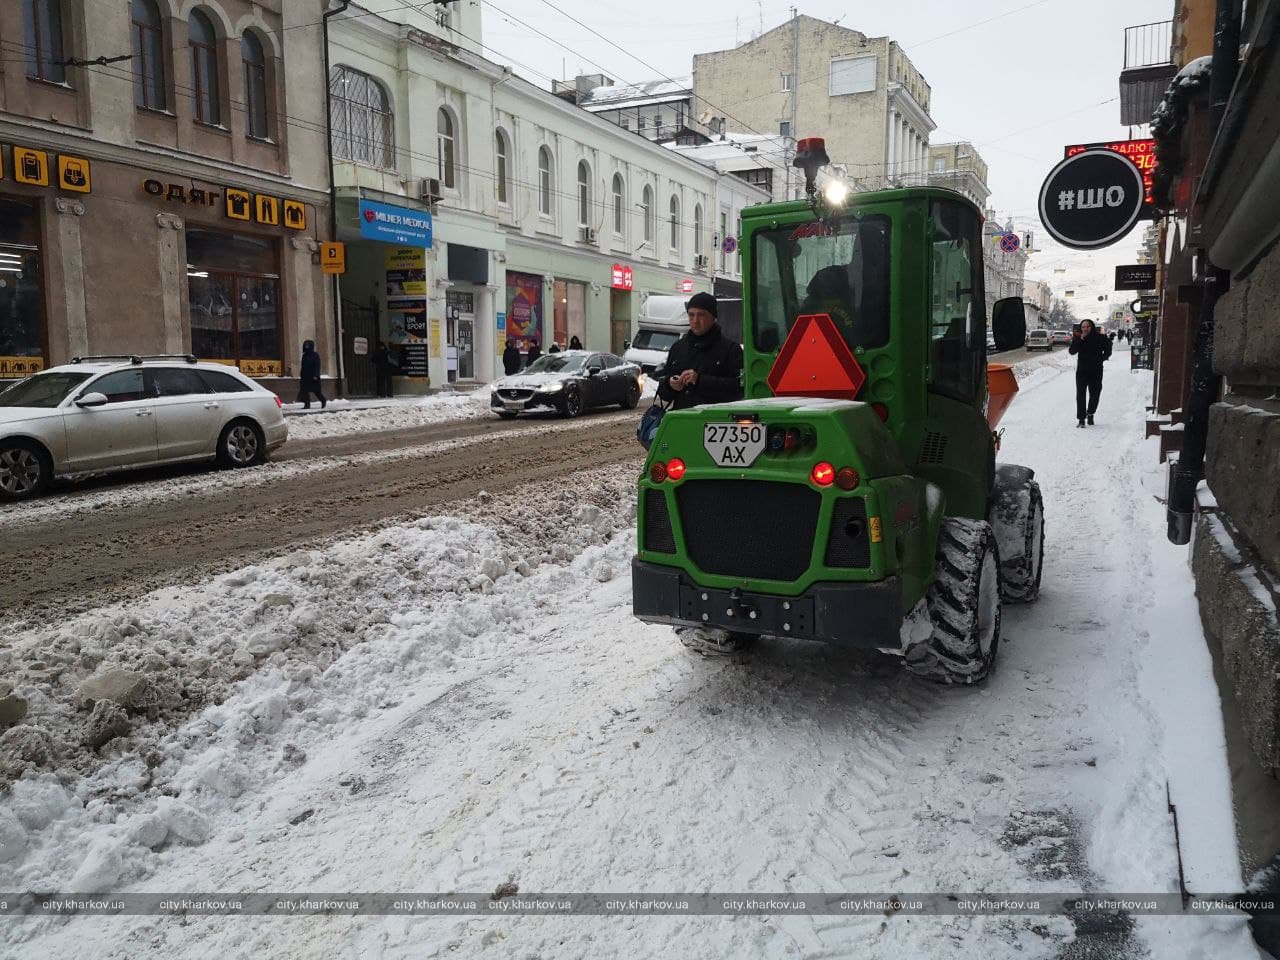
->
(399, 343, 428, 377)
(385, 247, 427, 296)
(387, 299, 428, 344)
(505, 272, 543, 348)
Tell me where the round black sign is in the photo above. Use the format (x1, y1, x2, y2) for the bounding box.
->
(1038, 150, 1145, 250)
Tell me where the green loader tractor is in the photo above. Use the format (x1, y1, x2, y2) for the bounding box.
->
(631, 138, 1044, 683)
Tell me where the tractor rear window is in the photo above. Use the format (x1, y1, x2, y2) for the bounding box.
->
(751, 215, 890, 354)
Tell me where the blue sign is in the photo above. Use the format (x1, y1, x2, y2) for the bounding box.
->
(358, 199, 432, 247)
(722, 236, 738, 254)
(496, 312, 506, 331)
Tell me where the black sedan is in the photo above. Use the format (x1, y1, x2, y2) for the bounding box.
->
(490, 350, 643, 419)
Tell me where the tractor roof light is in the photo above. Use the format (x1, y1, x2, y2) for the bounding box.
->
(792, 137, 830, 201)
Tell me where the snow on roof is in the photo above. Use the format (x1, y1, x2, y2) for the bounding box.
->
(579, 78, 691, 109)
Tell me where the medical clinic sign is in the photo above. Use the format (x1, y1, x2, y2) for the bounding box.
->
(1065, 139, 1158, 220)
(1038, 149, 1145, 251)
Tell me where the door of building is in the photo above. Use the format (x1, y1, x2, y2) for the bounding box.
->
(447, 290, 476, 380)
(609, 288, 631, 354)
(341, 299, 378, 397)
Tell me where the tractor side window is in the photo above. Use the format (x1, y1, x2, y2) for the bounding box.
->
(751, 216, 890, 355)
(928, 201, 983, 404)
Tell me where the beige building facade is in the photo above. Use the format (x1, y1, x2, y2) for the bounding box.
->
(0, 0, 333, 395)
(692, 16, 934, 196)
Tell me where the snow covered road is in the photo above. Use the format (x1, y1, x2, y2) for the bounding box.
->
(1, 349, 1261, 959)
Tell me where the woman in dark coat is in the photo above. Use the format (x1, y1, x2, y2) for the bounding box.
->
(502, 338, 521, 376)
(524, 338, 542, 368)
(298, 339, 326, 409)
(568, 335, 583, 350)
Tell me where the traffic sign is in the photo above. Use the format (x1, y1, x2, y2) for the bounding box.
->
(722, 236, 737, 254)
(766, 313, 866, 400)
(999, 233, 1021, 253)
(1038, 149, 1145, 250)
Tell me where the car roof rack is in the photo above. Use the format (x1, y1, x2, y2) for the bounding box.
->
(138, 354, 200, 364)
(70, 355, 143, 365)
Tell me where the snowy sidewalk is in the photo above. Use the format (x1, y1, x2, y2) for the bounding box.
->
(0, 352, 1261, 960)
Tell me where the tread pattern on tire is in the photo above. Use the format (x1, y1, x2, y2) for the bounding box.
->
(904, 517, 1001, 685)
(990, 466, 1044, 604)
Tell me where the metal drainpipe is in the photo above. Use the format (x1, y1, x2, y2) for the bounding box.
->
(322, 0, 351, 395)
(1166, 0, 1242, 545)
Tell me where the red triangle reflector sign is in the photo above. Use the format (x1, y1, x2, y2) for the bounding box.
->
(766, 313, 866, 400)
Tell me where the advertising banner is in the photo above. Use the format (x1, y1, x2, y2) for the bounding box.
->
(385, 248, 427, 296)
(505, 272, 543, 347)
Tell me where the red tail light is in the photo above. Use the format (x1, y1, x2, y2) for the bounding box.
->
(649, 461, 668, 483)
(274, 396, 283, 409)
(835, 467, 860, 490)
(666, 457, 686, 481)
(811, 461, 835, 486)
(871, 403, 889, 422)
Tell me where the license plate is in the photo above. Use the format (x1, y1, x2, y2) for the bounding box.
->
(504, 401, 524, 410)
(703, 422, 766, 467)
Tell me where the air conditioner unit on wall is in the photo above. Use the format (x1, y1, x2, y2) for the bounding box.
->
(694, 254, 709, 269)
(580, 226, 598, 244)
(420, 178, 442, 203)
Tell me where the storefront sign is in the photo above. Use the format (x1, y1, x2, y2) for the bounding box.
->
(680, 278, 694, 294)
(359, 199, 432, 247)
(611, 264, 634, 290)
(1065, 139, 1157, 220)
(144, 179, 305, 229)
(56, 155, 91, 193)
(0, 356, 45, 377)
(1038, 149, 1145, 250)
(320, 242, 346, 275)
(399, 342, 428, 378)
(1131, 294, 1159, 314)
(1114, 264, 1157, 290)
(13, 147, 49, 187)
(385, 247, 426, 295)
(430, 316, 443, 356)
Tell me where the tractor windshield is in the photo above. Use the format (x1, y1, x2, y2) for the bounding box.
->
(751, 215, 890, 354)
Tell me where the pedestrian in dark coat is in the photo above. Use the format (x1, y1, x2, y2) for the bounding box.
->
(655, 292, 743, 411)
(297, 339, 326, 409)
(1068, 319, 1112, 427)
(525, 339, 542, 368)
(568, 335, 583, 350)
(548, 342, 561, 354)
(372, 340, 395, 398)
(502, 338, 521, 376)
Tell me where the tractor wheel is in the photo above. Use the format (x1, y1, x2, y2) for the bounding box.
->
(675, 627, 757, 657)
(990, 465, 1045, 604)
(904, 517, 1001, 684)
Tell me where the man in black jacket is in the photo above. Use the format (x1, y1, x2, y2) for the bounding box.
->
(656, 292, 743, 410)
(1068, 319, 1112, 427)
(297, 339, 326, 409)
(502, 338, 521, 376)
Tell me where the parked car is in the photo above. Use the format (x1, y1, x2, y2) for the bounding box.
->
(490, 350, 642, 419)
(1050, 330, 1071, 345)
(1026, 329, 1053, 351)
(0, 355, 288, 500)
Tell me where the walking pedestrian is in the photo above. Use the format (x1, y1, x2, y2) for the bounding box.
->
(297, 339, 326, 409)
(372, 340, 395, 398)
(548, 342, 561, 354)
(1068, 319, 1112, 427)
(568, 335, 583, 350)
(502, 338, 521, 376)
(525, 338, 542, 368)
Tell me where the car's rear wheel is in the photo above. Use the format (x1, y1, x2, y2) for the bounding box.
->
(561, 386, 584, 418)
(216, 419, 266, 468)
(0, 440, 51, 500)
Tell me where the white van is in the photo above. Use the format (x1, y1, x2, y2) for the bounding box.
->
(623, 295, 689, 375)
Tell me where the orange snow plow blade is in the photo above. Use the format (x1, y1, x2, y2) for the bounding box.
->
(986, 363, 1018, 429)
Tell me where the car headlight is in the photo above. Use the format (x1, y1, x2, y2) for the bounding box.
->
(538, 381, 564, 392)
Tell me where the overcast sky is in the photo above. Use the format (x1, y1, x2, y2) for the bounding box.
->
(480, 0, 1173, 313)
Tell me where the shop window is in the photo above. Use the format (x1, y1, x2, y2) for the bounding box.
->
(242, 31, 268, 139)
(641, 185, 653, 244)
(437, 107, 456, 189)
(186, 229, 281, 376)
(612, 174, 625, 235)
(538, 146, 553, 217)
(0, 198, 46, 379)
(131, 0, 166, 109)
(189, 10, 221, 125)
(23, 0, 66, 84)
(495, 128, 510, 205)
(669, 195, 680, 252)
(329, 65, 394, 170)
(577, 161, 591, 228)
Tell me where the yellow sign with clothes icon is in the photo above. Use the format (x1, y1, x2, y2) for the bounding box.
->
(13, 147, 49, 186)
(225, 189, 252, 221)
(255, 194, 280, 226)
(57, 155, 91, 193)
(282, 199, 307, 230)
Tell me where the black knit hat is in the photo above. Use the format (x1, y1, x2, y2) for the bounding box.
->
(685, 292, 718, 317)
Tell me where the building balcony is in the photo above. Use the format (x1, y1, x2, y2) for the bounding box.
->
(1120, 20, 1177, 125)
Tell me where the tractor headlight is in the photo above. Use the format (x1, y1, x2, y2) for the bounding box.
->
(823, 180, 851, 205)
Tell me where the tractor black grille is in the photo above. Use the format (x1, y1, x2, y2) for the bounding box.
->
(675, 480, 820, 581)
(824, 496, 871, 568)
(643, 488, 676, 554)
(921, 431, 949, 464)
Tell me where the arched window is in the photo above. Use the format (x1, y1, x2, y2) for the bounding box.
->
(189, 10, 221, 125)
(329, 65, 394, 169)
(612, 174, 625, 235)
(538, 147, 553, 217)
(693, 203, 703, 261)
(669, 195, 680, 251)
(131, 0, 165, 109)
(437, 107, 456, 189)
(495, 129, 510, 204)
(641, 185, 653, 244)
(577, 161, 591, 228)
(242, 31, 268, 139)
(23, 0, 66, 83)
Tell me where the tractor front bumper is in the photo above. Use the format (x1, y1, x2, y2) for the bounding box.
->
(632, 559, 903, 649)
